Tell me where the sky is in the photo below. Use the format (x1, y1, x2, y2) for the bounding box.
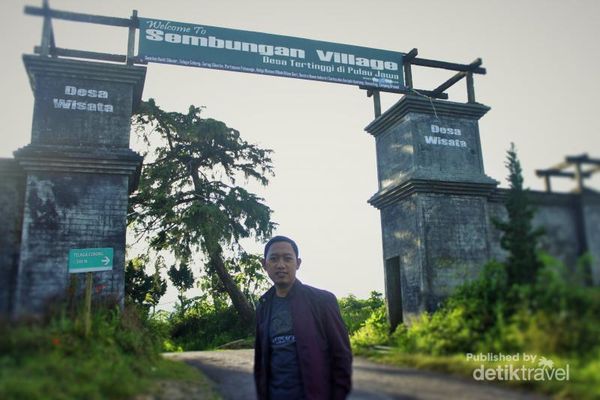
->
(1, 0, 599, 308)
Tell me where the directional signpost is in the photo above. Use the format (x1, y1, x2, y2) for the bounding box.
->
(68, 248, 114, 273)
(68, 248, 113, 336)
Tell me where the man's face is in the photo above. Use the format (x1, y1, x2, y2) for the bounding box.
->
(263, 241, 301, 289)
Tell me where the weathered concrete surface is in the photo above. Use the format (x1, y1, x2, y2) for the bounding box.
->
(9, 56, 145, 317)
(379, 196, 422, 324)
(0, 159, 25, 316)
(489, 190, 594, 273)
(13, 171, 130, 314)
(166, 350, 548, 400)
(367, 95, 600, 326)
(368, 97, 498, 326)
(24, 55, 145, 148)
(367, 96, 495, 191)
(582, 193, 600, 285)
(420, 194, 491, 311)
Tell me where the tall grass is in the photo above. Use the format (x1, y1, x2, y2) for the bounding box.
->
(0, 305, 213, 400)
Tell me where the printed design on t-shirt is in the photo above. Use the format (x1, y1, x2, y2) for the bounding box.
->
(270, 298, 295, 347)
(272, 334, 296, 346)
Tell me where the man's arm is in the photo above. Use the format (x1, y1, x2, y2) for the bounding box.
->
(322, 292, 353, 400)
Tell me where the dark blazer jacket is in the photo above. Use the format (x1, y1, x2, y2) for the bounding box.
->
(254, 280, 353, 400)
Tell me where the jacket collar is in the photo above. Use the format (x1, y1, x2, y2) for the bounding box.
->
(259, 279, 303, 303)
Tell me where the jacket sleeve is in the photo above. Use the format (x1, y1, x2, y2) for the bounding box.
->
(322, 292, 353, 399)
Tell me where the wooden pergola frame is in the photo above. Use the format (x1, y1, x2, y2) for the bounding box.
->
(536, 154, 600, 193)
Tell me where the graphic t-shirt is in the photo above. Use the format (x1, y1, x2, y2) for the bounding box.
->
(269, 295, 304, 400)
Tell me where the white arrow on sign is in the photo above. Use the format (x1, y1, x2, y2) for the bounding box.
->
(102, 256, 110, 266)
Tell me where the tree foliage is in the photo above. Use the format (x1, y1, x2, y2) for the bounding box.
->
(145, 256, 168, 314)
(167, 262, 195, 317)
(338, 291, 384, 334)
(130, 99, 275, 325)
(124, 257, 153, 306)
(199, 253, 270, 309)
(124, 256, 167, 313)
(493, 143, 544, 286)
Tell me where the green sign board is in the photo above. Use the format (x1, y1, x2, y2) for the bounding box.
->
(68, 248, 113, 273)
(138, 18, 404, 90)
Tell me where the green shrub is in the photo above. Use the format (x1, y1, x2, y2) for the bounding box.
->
(339, 291, 384, 335)
(394, 306, 476, 355)
(388, 256, 600, 358)
(350, 305, 390, 349)
(168, 299, 252, 350)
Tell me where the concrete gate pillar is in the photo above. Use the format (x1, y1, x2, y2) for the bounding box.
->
(366, 95, 497, 327)
(581, 194, 600, 286)
(0, 160, 25, 316)
(13, 55, 146, 317)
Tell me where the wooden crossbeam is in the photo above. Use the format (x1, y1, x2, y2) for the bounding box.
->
(25, 5, 134, 27)
(536, 153, 600, 193)
(535, 169, 592, 178)
(432, 71, 467, 95)
(410, 57, 486, 74)
(548, 154, 594, 170)
(403, 48, 418, 63)
(566, 154, 600, 165)
(360, 85, 448, 100)
(34, 46, 147, 64)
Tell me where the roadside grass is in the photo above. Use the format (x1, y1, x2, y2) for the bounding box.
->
(355, 348, 600, 400)
(0, 307, 219, 400)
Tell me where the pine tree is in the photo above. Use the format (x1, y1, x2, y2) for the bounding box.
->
(493, 143, 544, 286)
(167, 262, 195, 317)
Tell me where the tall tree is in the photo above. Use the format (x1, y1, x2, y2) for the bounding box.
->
(493, 143, 544, 286)
(130, 99, 274, 326)
(167, 262, 195, 317)
(199, 253, 270, 310)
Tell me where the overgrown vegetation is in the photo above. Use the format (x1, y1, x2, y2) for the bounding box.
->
(0, 306, 217, 400)
(350, 255, 600, 398)
(125, 251, 270, 351)
(349, 145, 600, 399)
(338, 291, 385, 335)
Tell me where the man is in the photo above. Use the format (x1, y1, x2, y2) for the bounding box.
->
(254, 235, 352, 400)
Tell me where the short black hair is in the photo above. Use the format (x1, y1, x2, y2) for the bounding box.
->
(264, 235, 299, 259)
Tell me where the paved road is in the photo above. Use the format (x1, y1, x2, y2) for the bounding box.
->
(165, 350, 548, 400)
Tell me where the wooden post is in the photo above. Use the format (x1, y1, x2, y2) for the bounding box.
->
(40, 0, 51, 57)
(403, 48, 418, 89)
(466, 72, 476, 103)
(373, 90, 381, 118)
(544, 175, 552, 193)
(84, 272, 92, 337)
(574, 162, 584, 193)
(126, 10, 137, 65)
(404, 64, 413, 89)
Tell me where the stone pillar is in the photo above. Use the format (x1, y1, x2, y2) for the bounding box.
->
(366, 95, 497, 327)
(581, 193, 600, 285)
(0, 159, 25, 317)
(13, 55, 146, 317)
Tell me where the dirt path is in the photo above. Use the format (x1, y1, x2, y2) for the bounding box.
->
(165, 350, 548, 400)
